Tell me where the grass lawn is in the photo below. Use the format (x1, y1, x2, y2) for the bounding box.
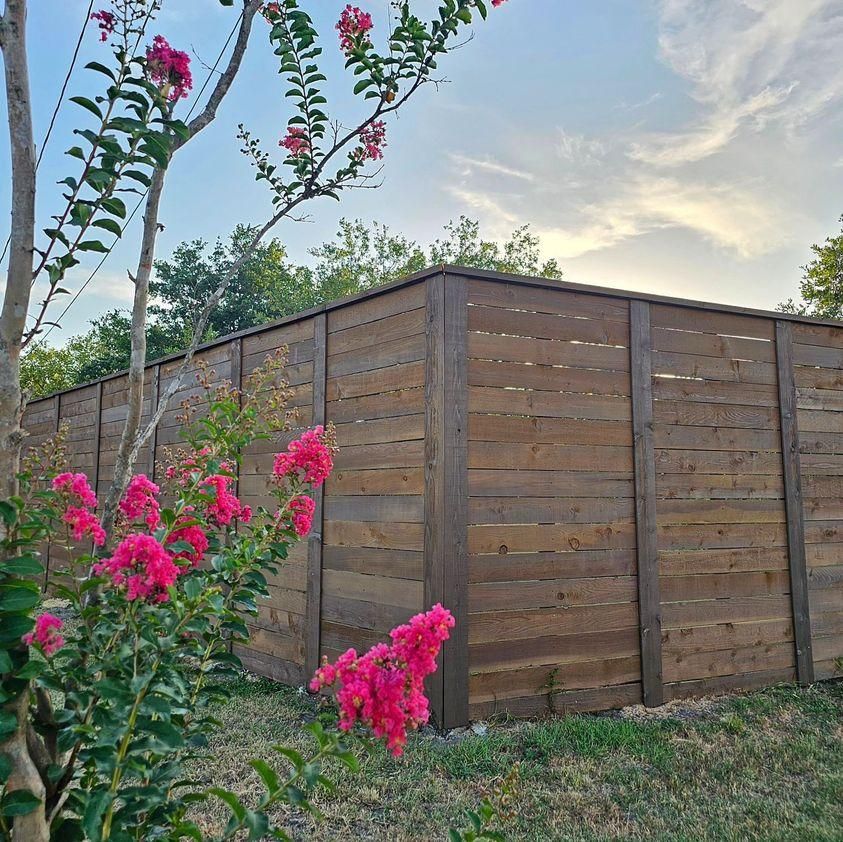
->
(188, 676, 843, 841)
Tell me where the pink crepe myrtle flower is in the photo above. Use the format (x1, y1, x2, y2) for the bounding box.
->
(200, 474, 246, 526)
(90, 9, 115, 42)
(287, 494, 316, 537)
(336, 4, 373, 53)
(23, 613, 65, 657)
(310, 604, 455, 756)
(52, 472, 98, 509)
(63, 506, 106, 546)
(146, 35, 192, 101)
(165, 522, 209, 567)
(119, 474, 161, 530)
(491, 0, 507, 6)
(353, 120, 386, 162)
(94, 533, 180, 603)
(280, 126, 310, 158)
(273, 426, 334, 488)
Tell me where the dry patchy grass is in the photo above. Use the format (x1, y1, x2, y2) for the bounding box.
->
(186, 677, 843, 841)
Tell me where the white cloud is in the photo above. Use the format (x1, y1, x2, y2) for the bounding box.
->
(447, 153, 535, 182)
(632, 0, 843, 165)
(443, 0, 839, 266)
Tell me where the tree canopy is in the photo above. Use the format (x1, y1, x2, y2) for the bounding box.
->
(22, 217, 564, 398)
(779, 215, 843, 320)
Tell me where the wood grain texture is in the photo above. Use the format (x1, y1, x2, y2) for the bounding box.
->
(775, 320, 815, 684)
(629, 300, 664, 707)
(305, 314, 326, 679)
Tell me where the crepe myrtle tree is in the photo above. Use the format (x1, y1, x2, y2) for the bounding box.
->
(0, 0, 506, 838)
(103, 0, 503, 539)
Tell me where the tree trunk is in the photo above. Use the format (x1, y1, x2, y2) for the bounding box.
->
(0, 4, 49, 838)
(100, 170, 165, 538)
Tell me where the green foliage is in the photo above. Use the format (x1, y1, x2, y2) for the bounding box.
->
(30, 0, 188, 343)
(0, 357, 363, 840)
(779, 215, 843, 319)
(150, 225, 317, 343)
(25, 216, 563, 398)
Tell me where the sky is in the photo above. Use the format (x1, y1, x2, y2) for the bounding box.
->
(2, 0, 842, 344)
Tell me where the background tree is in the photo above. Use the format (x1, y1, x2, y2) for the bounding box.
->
(21, 215, 563, 399)
(149, 224, 315, 344)
(779, 215, 843, 319)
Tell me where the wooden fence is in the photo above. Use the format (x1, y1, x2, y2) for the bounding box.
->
(22, 266, 843, 727)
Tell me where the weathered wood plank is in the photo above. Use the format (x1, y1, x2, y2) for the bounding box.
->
(305, 313, 326, 679)
(775, 320, 814, 685)
(629, 300, 663, 707)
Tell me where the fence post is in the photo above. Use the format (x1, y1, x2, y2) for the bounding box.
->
(230, 338, 243, 497)
(92, 381, 103, 496)
(305, 313, 327, 680)
(147, 365, 160, 481)
(775, 320, 814, 685)
(44, 392, 62, 590)
(629, 300, 664, 707)
(425, 272, 469, 729)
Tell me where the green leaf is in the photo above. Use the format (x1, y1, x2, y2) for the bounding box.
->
(76, 240, 109, 254)
(92, 218, 123, 237)
(84, 61, 117, 81)
(0, 555, 45, 577)
(69, 96, 103, 120)
(81, 790, 112, 841)
(0, 649, 11, 673)
(101, 196, 127, 218)
(0, 789, 42, 818)
(208, 788, 246, 823)
(0, 585, 40, 613)
(0, 615, 34, 645)
(0, 500, 17, 527)
(250, 758, 280, 795)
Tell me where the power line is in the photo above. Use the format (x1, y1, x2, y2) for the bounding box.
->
(38, 11, 244, 344)
(0, 0, 95, 266)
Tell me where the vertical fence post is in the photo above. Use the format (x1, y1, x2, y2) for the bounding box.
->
(44, 392, 62, 590)
(425, 272, 469, 729)
(629, 300, 664, 707)
(775, 320, 814, 685)
(92, 381, 103, 496)
(305, 313, 327, 680)
(147, 365, 160, 481)
(230, 338, 243, 497)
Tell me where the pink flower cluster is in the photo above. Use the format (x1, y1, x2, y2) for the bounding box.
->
(166, 521, 209, 567)
(492, 0, 507, 6)
(310, 604, 455, 756)
(354, 120, 386, 162)
(94, 533, 181, 603)
(63, 507, 106, 546)
(280, 126, 310, 158)
(52, 472, 105, 546)
(273, 426, 334, 488)
(145, 35, 192, 102)
(288, 494, 316, 537)
(119, 474, 161, 530)
(53, 472, 97, 508)
(336, 4, 373, 53)
(23, 613, 65, 657)
(90, 9, 115, 42)
(201, 474, 251, 526)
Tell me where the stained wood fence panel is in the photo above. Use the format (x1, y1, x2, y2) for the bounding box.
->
(464, 279, 641, 719)
(792, 322, 843, 682)
(18, 266, 843, 725)
(320, 283, 427, 668)
(650, 305, 796, 699)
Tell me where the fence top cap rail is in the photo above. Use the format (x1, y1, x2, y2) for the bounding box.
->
(26, 263, 843, 405)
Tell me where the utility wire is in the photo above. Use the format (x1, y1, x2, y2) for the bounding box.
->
(0, 0, 96, 267)
(39, 10, 244, 344)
